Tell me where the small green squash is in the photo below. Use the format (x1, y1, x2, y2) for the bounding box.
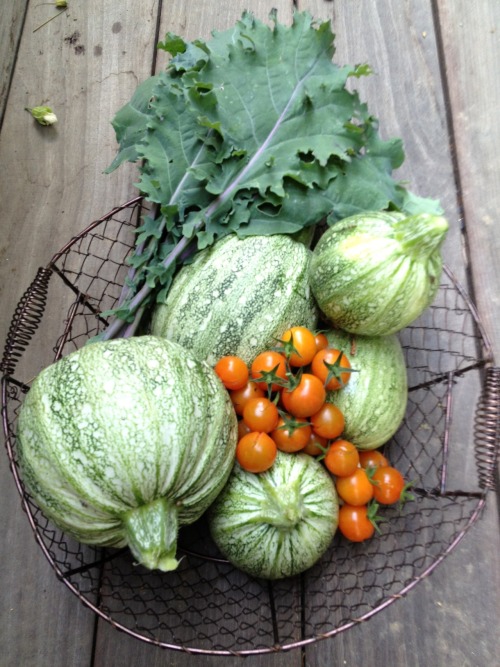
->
(325, 329, 408, 450)
(151, 233, 318, 366)
(16, 336, 238, 571)
(309, 211, 448, 336)
(208, 451, 339, 580)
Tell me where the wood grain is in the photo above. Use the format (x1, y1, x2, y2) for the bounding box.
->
(302, 0, 463, 269)
(296, 1, 500, 665)
(0, 2, 166, 666)
(436, 0, 500, 359)
(92, 3, 301, 664)
(0, 0, 28, 128)
(1, 1, 499, 665)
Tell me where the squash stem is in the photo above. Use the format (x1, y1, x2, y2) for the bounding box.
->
(122, 497, 180, 571)
(395, 213, 448, 259)
(259, 480, 304, 529)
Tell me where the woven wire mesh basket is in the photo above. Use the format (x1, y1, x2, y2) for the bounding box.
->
(2, 197, 499, 656)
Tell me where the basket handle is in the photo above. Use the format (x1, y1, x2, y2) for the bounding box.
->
(0, 267, 53, 378)
(474, 366, 500, 491)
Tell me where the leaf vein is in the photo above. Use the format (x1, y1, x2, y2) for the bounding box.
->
(203, 40, 331, 220)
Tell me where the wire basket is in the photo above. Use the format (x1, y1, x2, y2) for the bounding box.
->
(2, 197, 499, 656)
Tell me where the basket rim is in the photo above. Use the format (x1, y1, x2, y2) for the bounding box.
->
(1, 197, 498, 656)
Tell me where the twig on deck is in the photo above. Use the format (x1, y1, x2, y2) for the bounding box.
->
(33, 4, 68, 33)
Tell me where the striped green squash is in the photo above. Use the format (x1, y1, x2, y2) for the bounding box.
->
(325, 329, 408, 450)
(309, 211, 448, 336)
(16, 336, 237, 571)
(151, 234, 318, 366)
(208, 451, 338, 580)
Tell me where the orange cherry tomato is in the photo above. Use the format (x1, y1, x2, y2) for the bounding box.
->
(338, 504, 376, 542)
(271, 415, 311, 452)
(371, 466, 406, 505)
(314, 332, 329, 352)
(243, 397, 279, 434)
(280, 326, 317, 367)
(236, 432, 277, 473)
(281, 373, 326, 418)
(311, 348, 353, 391)
(323, 439, 359, 477)
(250, 350, 288, 392)
(302, 431, 328, 456)
(237, 419, 252, 440)
(358, 450, 390, 470)
(335, 468, 374, 506)
(310, 403, 345, 440)
(230, 382, 265, 416)
(214, 355, 249, 390)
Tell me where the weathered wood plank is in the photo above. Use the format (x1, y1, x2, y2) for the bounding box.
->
(301, 0, 463, 267)
(298, 1, 500, 664)
(158, 0, 292, 40)
(1, 496, 97, 667)
(0, 2, 165, 666)
(0, 0, 28, 128)
(436, 0, 500, 360)
(2, 1, 499, 665)
(92, 2, 303, 663)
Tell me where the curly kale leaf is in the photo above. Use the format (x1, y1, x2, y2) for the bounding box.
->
(102, 11, 441, 338)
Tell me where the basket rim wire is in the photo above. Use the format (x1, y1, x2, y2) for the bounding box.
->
(1, 198, 499, 656)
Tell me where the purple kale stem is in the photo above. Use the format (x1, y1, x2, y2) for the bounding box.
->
(103, 137, 212, 340)
(117, 206, 165, 309)
(121, 304, 147, 339)
(101, 232, 197, 340)
(117, 239, 145, 307)
(199, 54, 318, 219)
(100, 59, 321, 341)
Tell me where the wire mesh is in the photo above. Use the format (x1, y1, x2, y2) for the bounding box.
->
(1, 197, 498, 655)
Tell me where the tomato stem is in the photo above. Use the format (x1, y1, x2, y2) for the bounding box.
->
(276, 410, 311, 435)
(272, 333, 301, 362)
(366, 500, 385, 534)
(250, 362, 289, 394)
(398, 480, 416, 509)
(322, 349, 358, 389)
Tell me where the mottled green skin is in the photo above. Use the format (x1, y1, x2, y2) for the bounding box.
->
(309, 211, 447, 336)
(208, 451, 338, 580)
(151, 234, 318, 366)
(17, 336, 238, 570)
(325, 329, 408, 449)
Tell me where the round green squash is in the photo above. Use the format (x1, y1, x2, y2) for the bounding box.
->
(208, 451, 339, 580)
(16, 335, 238, 571)
(150, 233, 318, 366)
(325, 329, 408, 449)
(309, 211, 448, 336)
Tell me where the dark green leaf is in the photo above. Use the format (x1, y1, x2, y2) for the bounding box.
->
(103, 10, 443, 339)
(157, 32, 187, 56)
(104, 75, 160, 173)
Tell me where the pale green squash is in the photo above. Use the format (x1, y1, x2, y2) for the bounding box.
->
(151, 233, 318, 366)
(324, 329, 408, 450)
(309, 211, 448, 336)
(208, 451, 339, 580)
(16, 336, 238, 571)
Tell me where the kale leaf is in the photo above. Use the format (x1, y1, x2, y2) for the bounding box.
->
(102, 11, 441, 339)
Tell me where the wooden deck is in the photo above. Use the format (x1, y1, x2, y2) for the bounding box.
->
(1, 1, 499, 665)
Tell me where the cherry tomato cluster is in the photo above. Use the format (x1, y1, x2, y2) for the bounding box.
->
(214, 326, 348, 471)
(335, 449, 414, 542)
(214, 325, 413, 542)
